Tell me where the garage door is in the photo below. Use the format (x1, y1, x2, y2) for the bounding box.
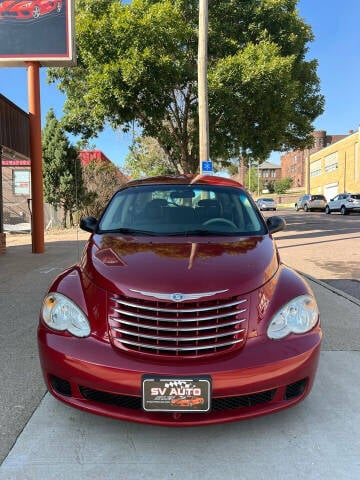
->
(324, 183, 338, 201)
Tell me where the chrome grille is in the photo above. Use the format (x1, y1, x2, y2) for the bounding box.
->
(108, 293, 249, 357)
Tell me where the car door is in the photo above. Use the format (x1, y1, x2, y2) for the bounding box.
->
(327, 195, 337, 211)
(332, 194, 343, 211)
(300, 195, 307, 209)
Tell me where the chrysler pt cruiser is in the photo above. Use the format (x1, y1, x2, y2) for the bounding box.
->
(38, 175, 322, 426)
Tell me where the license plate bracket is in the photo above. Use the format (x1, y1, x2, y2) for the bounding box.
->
(142, 375, 211, 412)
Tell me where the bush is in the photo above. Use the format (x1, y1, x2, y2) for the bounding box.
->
(273, 177, 293, 194)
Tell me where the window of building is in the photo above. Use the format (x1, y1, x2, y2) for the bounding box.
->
(310, 159, 322, 177)
(13, 170, 31, 195)
(355, 142, 359, 179)
(324, 152, 338, 172)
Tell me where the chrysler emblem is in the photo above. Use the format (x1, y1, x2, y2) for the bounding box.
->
(129, 288, 229, 302)
(171, 293, 185, 302)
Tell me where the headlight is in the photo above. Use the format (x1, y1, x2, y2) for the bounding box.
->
(42, 293, 90, 338)
(267, 295, 319, 340)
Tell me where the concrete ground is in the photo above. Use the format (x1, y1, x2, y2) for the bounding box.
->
(0, 228, 359, 480)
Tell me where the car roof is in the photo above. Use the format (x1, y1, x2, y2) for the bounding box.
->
(124, 174, 244, 189)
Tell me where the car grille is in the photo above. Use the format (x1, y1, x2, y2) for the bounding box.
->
(79, 386, 276, 412)
(107, 293, 249, 357)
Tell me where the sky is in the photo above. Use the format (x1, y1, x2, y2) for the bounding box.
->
(1, 0, 360, 169)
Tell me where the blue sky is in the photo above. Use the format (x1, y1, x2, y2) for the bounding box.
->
(1, 0, 359, 168)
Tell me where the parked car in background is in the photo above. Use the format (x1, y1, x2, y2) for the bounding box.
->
(256, 197, 276, 211)
(295, 194, 327, 212)
(325, 193, 360, 215)
(38, 175, 321, 426)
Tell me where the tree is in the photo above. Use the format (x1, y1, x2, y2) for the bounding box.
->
(42, 109, 86, 227)
(273, 177, 293, 194)
(244, 167, 262, 194)
(48, 0, 324, 173)
(80, 161, 127, 219)
(124, 136, 179, 177)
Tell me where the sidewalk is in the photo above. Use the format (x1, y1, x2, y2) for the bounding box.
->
(1, 234, 359, 479)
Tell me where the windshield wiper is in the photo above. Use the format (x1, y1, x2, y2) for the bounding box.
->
(98, 228, 158, 236)
(183, 229, 236, 236)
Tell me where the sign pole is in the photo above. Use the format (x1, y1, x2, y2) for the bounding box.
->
(27, 61, 45, 253)
(198, 0, 210, 175)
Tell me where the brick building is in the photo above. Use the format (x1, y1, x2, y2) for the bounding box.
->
(78, 150, 112, 167)
(280, 130, 348, 187)
(309, 128, 360, 200)
(237, 159, 281, 188)
(0, 94, 30, 252)
(2, 156, 31, 224)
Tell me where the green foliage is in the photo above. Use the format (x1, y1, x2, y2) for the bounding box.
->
(48, 0, 324, 174)
(244, 167, 263, 194)
(124, 136, 179, 177)
(42, 109, 86, 227)
(80, 161, 126, 218)
(273, 177, 293, 194)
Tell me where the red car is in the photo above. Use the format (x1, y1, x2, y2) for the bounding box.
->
(38, 175, 322, 426)
(0, 0, 62, 19)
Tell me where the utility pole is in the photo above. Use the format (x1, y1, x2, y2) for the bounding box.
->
(198, 0, 209, 174)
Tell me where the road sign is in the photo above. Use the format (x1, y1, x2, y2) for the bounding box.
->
(201, 161, 213, 174)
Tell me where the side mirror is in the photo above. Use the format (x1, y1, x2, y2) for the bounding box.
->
(80, 216, 98, 233)
(266, 216, 286, 234)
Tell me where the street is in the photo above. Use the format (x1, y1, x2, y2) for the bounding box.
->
(268, 209, 360, 300)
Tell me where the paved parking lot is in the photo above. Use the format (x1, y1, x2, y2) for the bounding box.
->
(1, 216, 359, 479)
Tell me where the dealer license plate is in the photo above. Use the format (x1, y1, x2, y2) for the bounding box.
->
(142, 376, 211, 412)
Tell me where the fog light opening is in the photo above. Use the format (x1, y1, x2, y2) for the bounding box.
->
(284, 378, 308, 400)
(50, 375, 72, 397)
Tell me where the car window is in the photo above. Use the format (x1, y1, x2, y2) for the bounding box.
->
(98, 184, 267, 236)
(350, 194, 360, 199)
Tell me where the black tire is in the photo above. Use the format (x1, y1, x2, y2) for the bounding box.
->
(295, 204, 299, 211)
(304, 204, 309, 212)
(340, 205, 347, 215)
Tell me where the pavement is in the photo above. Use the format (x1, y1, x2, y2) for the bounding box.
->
(0, 231, 359, 480)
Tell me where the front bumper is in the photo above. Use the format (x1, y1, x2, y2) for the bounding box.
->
(38, 325, 322, 426)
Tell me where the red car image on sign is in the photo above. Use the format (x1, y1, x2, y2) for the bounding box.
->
(37, 175, 322, 426)
(171, 397, 205, 407)
(0, 0, 63, 19)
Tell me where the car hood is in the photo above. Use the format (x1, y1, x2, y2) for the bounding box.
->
(80, 234, 280, 297)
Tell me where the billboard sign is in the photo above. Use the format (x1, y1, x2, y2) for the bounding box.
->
(0, 0, 75, 66)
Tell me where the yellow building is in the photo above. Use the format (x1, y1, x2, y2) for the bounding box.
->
(308, 128, 360, 200)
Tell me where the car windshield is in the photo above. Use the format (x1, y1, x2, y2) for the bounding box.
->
(261, 198, 274, 202)
(312, 195, 325, 200)
(98, 184, 267, 236)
